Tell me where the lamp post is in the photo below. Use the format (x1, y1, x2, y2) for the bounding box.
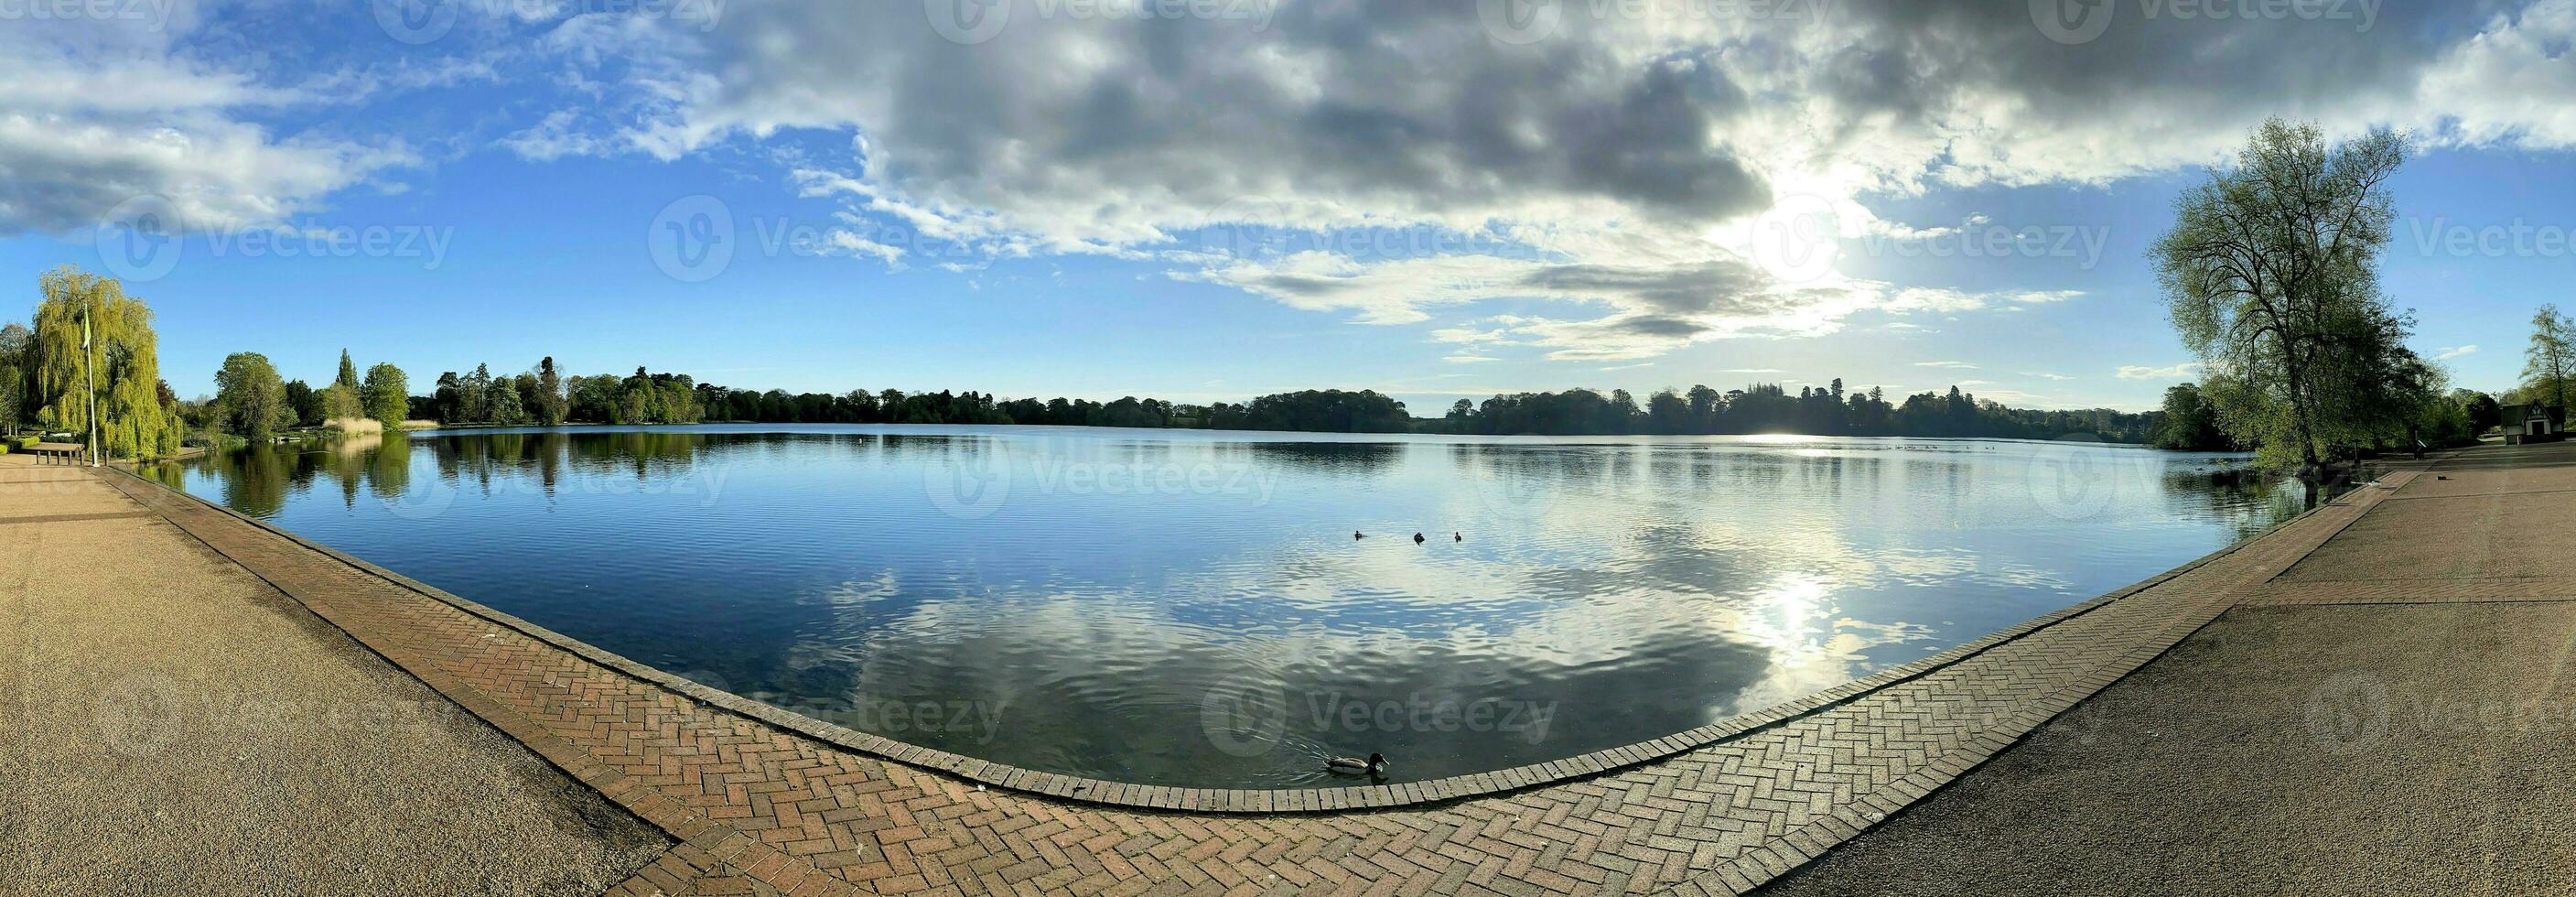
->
(82, 306, 99, 467)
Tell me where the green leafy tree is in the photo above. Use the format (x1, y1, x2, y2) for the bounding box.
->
(483, 372, 526, 425)
(335, 349, 360, 394)
(2153, 383, 2227, 449)
(361, 362, 408, 428)
(534, 357, 566, 426)
(2465, 392, 2502, 433)
(283, 379, 318, 427)
(2152, 119, 2410, 470)
(0, 321, 27, 436)
(318, 384, 361, 422)
(28, 266, 184, 459)
(2527, 304, 2573, 414)
(213, 352, 294, 441)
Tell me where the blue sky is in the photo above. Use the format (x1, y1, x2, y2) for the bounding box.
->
(4, 1, 2571, 410)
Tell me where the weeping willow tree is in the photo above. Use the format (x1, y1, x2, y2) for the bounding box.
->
(30, 265, 184, 459)
(2153, 120, 2418, 471)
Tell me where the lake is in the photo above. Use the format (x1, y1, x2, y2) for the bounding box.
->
(143, 426, 2304, 788)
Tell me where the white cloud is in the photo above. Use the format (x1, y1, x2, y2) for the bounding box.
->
(1914, 361, 1978, 369)
(2022, 372, 2075, 382)
(0, 23, 408, 235)
(2117, 362, 2204, 380)
(2435, 344, 2480, 361)
(461, 1, 2576, 362)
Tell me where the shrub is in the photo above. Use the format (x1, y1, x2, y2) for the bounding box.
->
(325, 416, 383, 436)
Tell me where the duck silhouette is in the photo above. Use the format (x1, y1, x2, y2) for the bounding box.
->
(1326, 752, 1387, 775)
(1353, 531, 1364, 539)
(1413, 532, 1426, 545)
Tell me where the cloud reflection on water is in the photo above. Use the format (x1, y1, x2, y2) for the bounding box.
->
(146, 426, 2303, 787)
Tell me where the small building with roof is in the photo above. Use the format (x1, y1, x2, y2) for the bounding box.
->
(2500, 403, 2565, 444)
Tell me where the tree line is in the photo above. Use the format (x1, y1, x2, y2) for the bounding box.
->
(207, 348, 409, 442)
(1424, 381, 2161, 441)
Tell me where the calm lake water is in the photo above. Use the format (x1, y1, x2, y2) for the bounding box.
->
(146, 426, 2304, 788)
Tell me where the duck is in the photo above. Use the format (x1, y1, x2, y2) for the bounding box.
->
(1353, 531, 1365, 539)
(1453, 532, 1462, 542)
(1327, 752, 1388, 775)
(1413, 532, 1426, 544)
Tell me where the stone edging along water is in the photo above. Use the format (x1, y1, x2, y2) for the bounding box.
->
(110, 464, 2315, 815)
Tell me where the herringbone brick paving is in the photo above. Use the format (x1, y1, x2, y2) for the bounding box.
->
(85, 460, 2423, 896)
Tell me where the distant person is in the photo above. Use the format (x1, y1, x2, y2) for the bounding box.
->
(2412, 438, 2426, 459)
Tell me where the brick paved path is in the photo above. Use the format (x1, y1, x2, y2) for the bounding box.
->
(84, 459, 2424, 896)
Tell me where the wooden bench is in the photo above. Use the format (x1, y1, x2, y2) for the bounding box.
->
(21, 442, 89, 466)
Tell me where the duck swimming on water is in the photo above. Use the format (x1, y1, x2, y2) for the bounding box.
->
(1453, 532, 1462, 542)
(1353, 531, 1364, 539)
(1413, 532, 1426, 544)
(1327, 752, 1388, 775)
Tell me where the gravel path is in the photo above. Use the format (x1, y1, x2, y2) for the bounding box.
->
(1762, 441, 2576, 896)
(1, 457, 669, 895)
